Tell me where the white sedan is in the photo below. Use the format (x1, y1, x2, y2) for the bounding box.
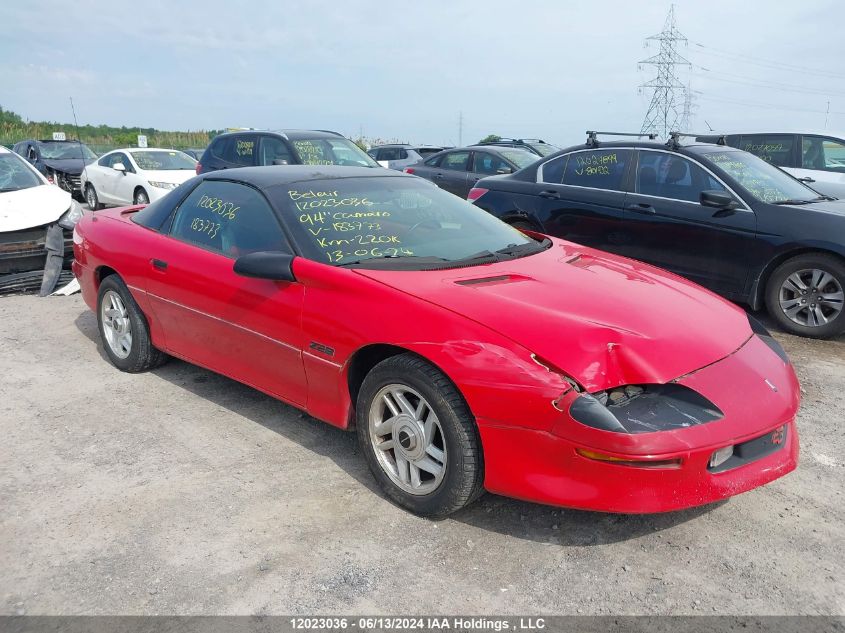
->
(81, 148, 197, 209)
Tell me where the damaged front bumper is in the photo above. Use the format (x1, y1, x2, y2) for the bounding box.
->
(0, 224, 74, 295)
(477, 334, 800, 513)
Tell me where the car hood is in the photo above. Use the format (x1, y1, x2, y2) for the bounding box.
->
(140, 169, 197, 185)
(796, 198, 845, 216)
(355, 239, 752, 392)
(41, 158, 95, 175)
(0, 185, 72, 232)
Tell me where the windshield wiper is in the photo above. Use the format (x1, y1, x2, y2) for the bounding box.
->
(814, 195, 838, 202)
(336, 254, 447, 267)
(772, 199, 815, 205)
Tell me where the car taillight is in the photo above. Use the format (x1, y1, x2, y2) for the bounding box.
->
(195, 163, 202, 175)
(403, 167, 415, 174)
(467, 187, 488, 202)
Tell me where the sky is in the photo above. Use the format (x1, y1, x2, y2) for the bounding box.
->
(2, 0, 844, 147)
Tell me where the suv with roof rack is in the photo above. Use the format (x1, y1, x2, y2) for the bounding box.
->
(468, 130, 845, 338)
(197, 129, 379, 174)
(476, 138, 561, 157)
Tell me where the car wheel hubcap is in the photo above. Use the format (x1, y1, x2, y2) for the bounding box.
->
(779, 268, 844, 327)
(136, 192, 148, 204)
(101, 290, 132, 359)
(368, 384, 447, 496)
(87, 188, 95, 207)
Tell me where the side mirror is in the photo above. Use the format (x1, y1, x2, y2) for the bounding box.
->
(496, 167, 514, 174)
(700, 189, 736, 209)
(233, 251, 296, 282)
(113, 162, 127, 172)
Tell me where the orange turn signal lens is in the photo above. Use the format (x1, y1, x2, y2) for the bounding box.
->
(576, 448, 682, 469)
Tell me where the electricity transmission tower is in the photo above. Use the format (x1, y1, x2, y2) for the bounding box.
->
(639, 5, 691, 137)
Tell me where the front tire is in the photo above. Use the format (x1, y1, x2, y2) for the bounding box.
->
(765, 253, 845, 338)
(85, 184, 103, 210)
(133, 188, 149, 205)
(356, 353, 484, 517)
(97, 275, 167, 372)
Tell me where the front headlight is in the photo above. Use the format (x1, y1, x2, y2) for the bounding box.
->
(148, 181, 177, 190)
(58, 200, 84, 230)
(568, 383, 723, 434)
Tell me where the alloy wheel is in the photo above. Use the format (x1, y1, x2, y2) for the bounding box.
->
(100, 290, 133, 359)
(778, 268, 844, 327)
(368, 384, 447, 495)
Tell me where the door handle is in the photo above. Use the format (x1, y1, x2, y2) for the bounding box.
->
(626, 203, 656, 215)
(151, 258, 168, 270)
(433, 173, 445, 179)
(538, 190, 561, 200)
(797, 176, 816, 183)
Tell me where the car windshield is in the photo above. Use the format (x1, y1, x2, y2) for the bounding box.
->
(132, 150, 196, 170)
(273, 176, 545, 269)
(528, 143, 560, 157)
(0, 153, 44, 191)
(37, 141, 97, 160)
(291, 138, 380, 168)
(702, 149, 818, 204)
(498, 148, 538, 169)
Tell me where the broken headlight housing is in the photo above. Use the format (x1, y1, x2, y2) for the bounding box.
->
(58, 200, 84, 230)
(569, 383, 723, 434)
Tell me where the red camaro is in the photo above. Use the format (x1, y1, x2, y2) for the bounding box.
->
(72, 166, 800, 517)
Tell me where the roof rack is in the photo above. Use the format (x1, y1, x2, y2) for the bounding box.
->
(479, 137, 548, 144)
(585, 131, 657, 148)
(666, 131, 726, 150)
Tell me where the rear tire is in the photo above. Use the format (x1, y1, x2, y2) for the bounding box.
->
(765, 253, 845, 339)
(97, 275, 167, 372)
(356, 353, 484, 517)
(85, 184, 103, 210)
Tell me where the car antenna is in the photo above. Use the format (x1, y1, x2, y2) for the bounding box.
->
(69, 96, 91, 197)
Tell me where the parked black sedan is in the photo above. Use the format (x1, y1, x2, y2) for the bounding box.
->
(404, 145, 538, 199)
(469, 135, 845, 338)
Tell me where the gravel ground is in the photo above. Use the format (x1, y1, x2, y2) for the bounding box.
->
(0, 294, 842, 616)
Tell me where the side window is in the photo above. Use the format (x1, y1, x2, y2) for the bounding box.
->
(397, 149, 408, 160)
(98, 154, 113, 167)
(441, 151, 470, 171)
(636, 152, 726, 203)
(219, 135, 257, 166)
(802, 136, 845, 172)
(739, 135, 795, 167)
(424, 154, 443, 167)
(562, 149, 631, 191)
(473, 152, 510, 175)
(539, 155, 568, 184)
(116, 153, 134, 173)
(379, 148, 401, 161)
(169, 180, 287, 257)
(259, 136, 293, 166)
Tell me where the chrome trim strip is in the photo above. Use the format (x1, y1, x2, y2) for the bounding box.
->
(147, 292, 301, 354)
(303, 350, 343, 368)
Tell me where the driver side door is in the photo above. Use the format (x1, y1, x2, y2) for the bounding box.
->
(620, 150, 757, 297)
(144, 178, 308, 405)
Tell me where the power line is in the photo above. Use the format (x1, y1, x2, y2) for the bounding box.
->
(690, 69, 845, 98)
(697, 94, 845, 117)
(690, 41, 845, 80)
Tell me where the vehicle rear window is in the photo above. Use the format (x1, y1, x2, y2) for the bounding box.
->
(214, 136, 257, 166)
(562, 149, 631, 191)
(738, 135, 795, 167)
